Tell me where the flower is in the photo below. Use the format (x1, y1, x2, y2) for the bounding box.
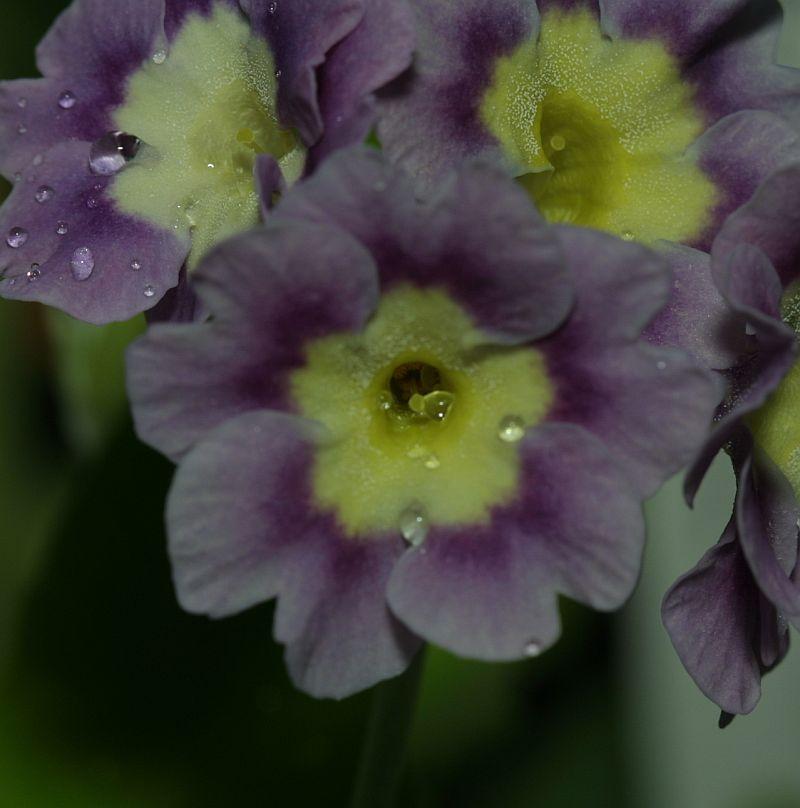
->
(0, 0, 414, 323)
(377, 0, 800, 250)
(662, 164, 800, 718)
(127, 149, 720, 698)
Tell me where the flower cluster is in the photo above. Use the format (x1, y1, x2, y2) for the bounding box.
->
(2, 0, 799, 713)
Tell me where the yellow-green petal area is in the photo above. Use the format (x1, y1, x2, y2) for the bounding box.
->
(291, 287, 553, 538)
(111, 3, 305, 267)
(480, 8, 717, 244)
(748, 287, 800, 497)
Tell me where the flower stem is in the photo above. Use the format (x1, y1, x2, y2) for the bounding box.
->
(349, 648, 427, 808)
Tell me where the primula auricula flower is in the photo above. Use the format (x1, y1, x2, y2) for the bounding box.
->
(662, 165, 800, 720)
(126, 149, 721, 698)
(377, 0, 800, 253)
(0, 0, 414, 323)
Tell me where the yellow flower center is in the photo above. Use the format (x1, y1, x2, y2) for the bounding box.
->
(291, 287, 554, 538)
(480, 8, 717, 243)
(110, 3, 305, 267)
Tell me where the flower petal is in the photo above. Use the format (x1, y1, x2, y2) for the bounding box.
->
(275, 147, 573, 344)
(310, 0, 416, 168)
(167, 409, 420, 698)
(0, 0, 166, 177)
(240, 0, 364, 145)
(0, 141, 189, 324)
(376, 0, 536, 189)
(539, 226, 723, 496)
(599, 0, 752, 61)
(127, 219, 379, 461)
(713, 164, 800, 289)
(387, 423, 645, 660)
(662, 519, 767, 715)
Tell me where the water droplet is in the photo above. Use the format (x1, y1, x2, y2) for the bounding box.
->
(524, 640, 541, 657)
(58, 90, 76, 109)
(130, 258, 142, 271)
(56, 221, 69, 236)
(745, 322, 756, 336)
(35, 185, 54, 203)
(274, 69, 282, 79)
(152, 49, 167, 64)
(621, 230, 635, 242)
(377, 391, 393, 412)
(498, 415, 525, 443)
(86, 195, 99, 209)
(424, 454, 440, 470)
(143, 284, 155, 298)
(26, 264, 40, 281)
(70, 247, 94, 281)
(206, 162, 216, 169)
(268, 0, 278, 12)
(399, 504, 428, 547)
(13, 172, 22, 183)
(89, 131, 142, 175)
(656, 360, 667, 371)
(16, 97, 27, 109)
(6, 227, 28, 249)
(550, 134, 566, 151)
(32, 154, 43, 167)
(424, 391, 454, 421)
(17, 123, 27, 135)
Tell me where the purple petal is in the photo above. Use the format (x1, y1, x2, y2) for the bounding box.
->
(377, 0, 536, 190)
(539, 226, 723, 496)
(737, 449, 800, 626)
(167, 409, 420, 698)
(692, 111, 800, 253)
(254, 153, 285, 220)
(662, 519, 767, 715)
(240, 0, 364, 145)
(127, 219, 379, 461)
(643, 243, 745, 370)
(599, 0, 752, 61)
(387, 423, 645, 660)
(275, 147, 573, 344)
(0, 141, 189, 324)
(0, 0, 166, 177)
(687, 3, 800, 130)
(309, 0, 416, 168)
(713, 164, 800, 289)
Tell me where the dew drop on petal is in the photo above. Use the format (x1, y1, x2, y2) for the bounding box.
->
(6, 227, 28, 249)
(86, 196, 99, 209)
(26, 264, 40, 281)
(32, 154, 43, 167)
(35, 185, 54, 204)
(524, 640, 541, 657)
(274, 69, 282, 79)
(17, 97, 27, 109)
(745, 322, 756, 336)
(17, 124, 27, 135)
(621, 230, 635, 242)
(424, 454, 441, 470)
(13, 173, 22, 183)
(143, 284, 155, 298)
(399, 504, 429, 547)
(56, 221, 69, 236)
(268, 0, 278, 12)
(656, 360, 667, 371)
(498, 415, 525, 443)
(89, 131, 142, 175)
(58, 90, 76, 109)
(70, 247, 94, 281)
(152, 49, 167, 64)
(130, 258, 142, 271)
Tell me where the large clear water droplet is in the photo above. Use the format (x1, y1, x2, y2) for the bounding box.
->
(399, 504, 429, 547)
(89, 131, 141, 176)
(34, 186, 54, 204)
(498, 415, 525, 443)
(70, 247, 94, 281)
(6, 227, 28, 248)
(58, 90, 76, 110)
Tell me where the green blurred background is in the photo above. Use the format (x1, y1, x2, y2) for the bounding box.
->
(1, 2, 799, 806)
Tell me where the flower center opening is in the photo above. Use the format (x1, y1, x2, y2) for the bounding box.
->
(480, 8, 717, 244)
(383, 361, 456, 426)
(110, 3, 306, 267)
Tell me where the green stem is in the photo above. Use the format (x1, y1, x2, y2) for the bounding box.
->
(349, 648, 427, 808)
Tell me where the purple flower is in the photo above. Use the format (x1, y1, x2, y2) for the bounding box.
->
(662, 164, 800, 718)
(0, 0, 414, 323)
(377, 0, 800, 251)
(127, 149, 720, 698)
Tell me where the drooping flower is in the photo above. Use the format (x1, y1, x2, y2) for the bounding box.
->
(126, 149, 720, 698)
(662, 164, 800, 719)
(0, 0, 414, 323)
(377, 0, 800, 251)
